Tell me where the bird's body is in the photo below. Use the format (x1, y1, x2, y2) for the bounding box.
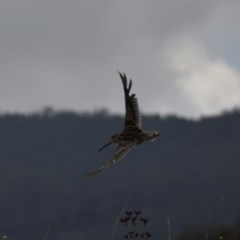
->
(85, 72, 159, 179)
(111, 129, 159, 145)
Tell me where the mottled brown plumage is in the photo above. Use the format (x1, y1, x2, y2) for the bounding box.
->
(85, 72, 159, 179)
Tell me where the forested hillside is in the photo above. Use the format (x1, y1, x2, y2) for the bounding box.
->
(0, 110, 240, 239)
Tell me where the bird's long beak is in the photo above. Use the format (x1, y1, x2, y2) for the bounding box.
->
(98, 141, 112, 152)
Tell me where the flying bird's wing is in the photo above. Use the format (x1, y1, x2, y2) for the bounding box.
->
(85, 142, 136, 179)
(118, 72, 142, 130)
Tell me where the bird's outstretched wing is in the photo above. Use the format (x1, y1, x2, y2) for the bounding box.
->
(118, 72, 142, 130)
(85, 142, 136, 179)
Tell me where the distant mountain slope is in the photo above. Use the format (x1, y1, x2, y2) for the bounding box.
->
(0, 110, 240, 240)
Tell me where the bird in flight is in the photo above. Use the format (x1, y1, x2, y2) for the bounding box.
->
(85, 72, 159, 179)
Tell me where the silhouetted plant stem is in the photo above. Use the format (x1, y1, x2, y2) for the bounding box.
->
(110, 205, 127, 240)
(205, 194, 225, 240)
(165, 210, 172, 240)
(42, 224, 51, 240)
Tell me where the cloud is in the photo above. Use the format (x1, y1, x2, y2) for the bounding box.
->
(163, 38, 240, 118)
(0, 0, 240, 118)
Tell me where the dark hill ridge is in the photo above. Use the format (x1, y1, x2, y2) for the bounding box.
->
(0, 110, 240, 240)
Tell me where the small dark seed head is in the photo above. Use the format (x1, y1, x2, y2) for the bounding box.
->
(135, 210, 142, 216)
(145, 232, 152, 239)
(125, 211, 133, 217)
(140, 217, 149, 225)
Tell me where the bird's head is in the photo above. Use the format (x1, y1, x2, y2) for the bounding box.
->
(146, 131, 160, 142)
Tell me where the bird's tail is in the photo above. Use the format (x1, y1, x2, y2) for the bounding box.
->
(98, 141, 112, 152)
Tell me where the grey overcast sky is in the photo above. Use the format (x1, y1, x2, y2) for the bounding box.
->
(1, 0, 240, 118)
